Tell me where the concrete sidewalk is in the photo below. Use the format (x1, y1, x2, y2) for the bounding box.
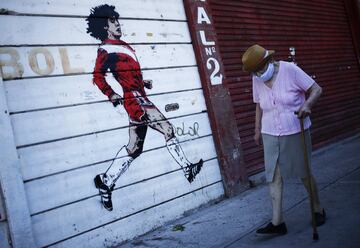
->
(117, 134, 360, 248)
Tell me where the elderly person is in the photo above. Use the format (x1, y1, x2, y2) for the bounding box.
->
(242, 44, 326, 236)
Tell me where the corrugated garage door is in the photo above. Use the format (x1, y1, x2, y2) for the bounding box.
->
(209, 0, 360, 175)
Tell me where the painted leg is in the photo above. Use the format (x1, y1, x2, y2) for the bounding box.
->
(103, 124, 147, 187)
(269, 165, 284, 225)
(166, 136, 191, 169)
(94, 123, 146, 211)
(94, 146, 133, 211)
(104, 146, 134, 187)
(146, 108, 203, 183)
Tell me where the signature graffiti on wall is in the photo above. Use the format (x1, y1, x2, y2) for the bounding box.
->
(175, 122, 200, 137)
(86, 5, 203, 211)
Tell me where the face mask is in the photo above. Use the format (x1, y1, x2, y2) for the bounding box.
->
(255, 62, 275, 82)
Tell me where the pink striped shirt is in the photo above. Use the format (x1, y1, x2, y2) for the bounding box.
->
(253, 61, 315, 136)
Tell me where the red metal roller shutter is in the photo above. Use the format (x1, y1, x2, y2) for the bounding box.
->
(209, 0, 360, 176)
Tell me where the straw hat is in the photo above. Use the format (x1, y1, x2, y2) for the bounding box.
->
(242, 44, 275, 73)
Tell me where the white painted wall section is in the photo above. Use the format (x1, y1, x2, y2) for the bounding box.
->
(0, 0, 224, 247)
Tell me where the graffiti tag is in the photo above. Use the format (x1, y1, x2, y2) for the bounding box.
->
(176, 122, 199, 137)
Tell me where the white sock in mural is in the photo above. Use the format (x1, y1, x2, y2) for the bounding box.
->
(166, 137, 192, 171)
(104, 146, 134, 187)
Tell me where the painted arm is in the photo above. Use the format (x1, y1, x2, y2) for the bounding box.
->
(93, 49, 115, 97)
(93, 49, 123, 106)
(254, 103, 263, 146)
(297, 82, 322, 118)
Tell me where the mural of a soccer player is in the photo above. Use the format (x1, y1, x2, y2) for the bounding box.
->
(86, 5, 203, 211)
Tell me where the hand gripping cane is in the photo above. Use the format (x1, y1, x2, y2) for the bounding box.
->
(297, 114, 319, 240)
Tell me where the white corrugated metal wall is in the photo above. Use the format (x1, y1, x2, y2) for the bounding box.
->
(0, 0, 224, 247)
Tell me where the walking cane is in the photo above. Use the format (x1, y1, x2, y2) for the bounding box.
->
(297, 113, 319, 240)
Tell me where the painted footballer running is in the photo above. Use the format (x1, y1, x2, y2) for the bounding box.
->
(86, 4, 203, 211)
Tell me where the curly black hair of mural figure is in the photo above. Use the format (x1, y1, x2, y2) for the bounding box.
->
(86, 4, 120, 41)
